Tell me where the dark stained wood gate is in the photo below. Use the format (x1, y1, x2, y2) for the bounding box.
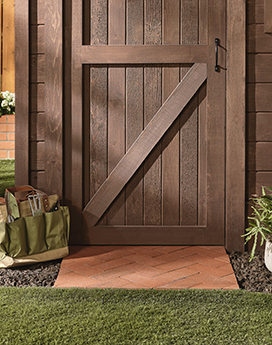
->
(70, 0, 226, 245)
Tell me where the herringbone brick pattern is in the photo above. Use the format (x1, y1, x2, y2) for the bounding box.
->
(54, 246, 239, 290)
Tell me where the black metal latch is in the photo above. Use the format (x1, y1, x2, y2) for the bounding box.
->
(215, 38, 220, 72)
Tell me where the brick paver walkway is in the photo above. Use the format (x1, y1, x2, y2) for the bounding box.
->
(54, 246, 239, 290)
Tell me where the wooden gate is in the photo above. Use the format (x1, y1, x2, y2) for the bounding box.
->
(71, 0, 226, 245)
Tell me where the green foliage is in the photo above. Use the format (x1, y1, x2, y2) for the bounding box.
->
(0, 287, 272, 345)
(243, 186, 272, 261)
(0, 159, 15, 197)
(0, 91, 15, 117)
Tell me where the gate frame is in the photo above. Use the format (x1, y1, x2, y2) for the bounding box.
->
(14, 0, 246, 252)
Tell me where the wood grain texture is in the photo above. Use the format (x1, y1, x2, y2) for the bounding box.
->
(15, 0, 29, 185)
(264, 0, 272, 33)
(107, 0, 126, 225)
(3, 0, 15, 92)
(126, 67, 144, 225)
(83, 63, 207, 226)
(107, 67, 126, 225)
(82, 226, 221, 245)
(30, 142, 45, 171)
(246, 142, 256, 172)
(37, 0, 45, 24)
(256, 142, 272, 170)
(198, 2, 208, 226)
(226, 0, 246, 252)
(71, 0, 83, 213)
(256, 113, 272, 141)
(44, 0, 63, 196)
(247, 0, 264, 25)
(247, 54, 272, 83)
(180, 0, 199, 226)
(204, 0, 225, 245)
(127, 0, 143, 45)
(143, 0, 162, 226)
(81, 45, 209, 64)
(31, 171, 45, 190)
(162, 0, 180, 225)
(256, 172, 272, 194)
(125, 0, 144, 225)
(30, 112, 45, 141)
(63, 0, 72, 214)
(90, 0, 107, 45)
(247, 24, 272, 53)
(247, 84, 272, 112)
(89, 0, 108, 224)
(199, 0, 208, 44)
(30, 25, 44, 54)
(143, 67, 162, 226)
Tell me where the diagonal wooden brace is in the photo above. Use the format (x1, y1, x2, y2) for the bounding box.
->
(83, 63, 207, 226)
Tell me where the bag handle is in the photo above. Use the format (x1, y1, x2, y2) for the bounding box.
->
(5, 185, 51, 213)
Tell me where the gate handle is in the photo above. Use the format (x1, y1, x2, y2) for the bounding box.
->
(215, 38, 220, 72)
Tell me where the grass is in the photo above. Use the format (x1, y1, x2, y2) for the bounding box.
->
(0, 287, 272, 345)
(0, 159, 15, 197)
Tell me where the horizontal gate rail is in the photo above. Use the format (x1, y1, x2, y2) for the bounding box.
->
(81, 45, 209, 64)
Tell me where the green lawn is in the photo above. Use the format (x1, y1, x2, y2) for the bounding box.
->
(0, 159, 15, 197)
(0, 287, 272, 345)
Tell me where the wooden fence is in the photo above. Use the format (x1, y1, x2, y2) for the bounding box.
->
(0, 0, 15, 159)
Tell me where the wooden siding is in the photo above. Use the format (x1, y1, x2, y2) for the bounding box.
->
(247, 0, 272, 198)
(28, 0, 45, 190)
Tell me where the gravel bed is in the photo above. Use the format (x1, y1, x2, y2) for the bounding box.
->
(229, 251, 272, 293)
(0, 259, 62, 287)
(0, 252, 272, 291)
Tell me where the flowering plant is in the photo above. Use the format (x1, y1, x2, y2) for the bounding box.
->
(0, 91, 15, 117)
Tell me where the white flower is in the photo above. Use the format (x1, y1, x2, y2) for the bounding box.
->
(9, 100, 15, 107)
(1, 100, 8, 108)
(1, 91, 9, 99)
(7, 106, 11, 112)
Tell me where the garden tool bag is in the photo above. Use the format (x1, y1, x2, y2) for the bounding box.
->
(0, 185, 70, 268)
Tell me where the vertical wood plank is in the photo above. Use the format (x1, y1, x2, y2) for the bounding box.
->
(44, 0, 63, 197)
(63, 0, 72, 208)
(126, 0, 144, 225)
(199, 0, 208, 44)
(91, 0, 107, 45)
(197, 83, 207, 226)
(180, 0, 198, 225)
(90, 0, 108, 224)
(108, 0, 126, 225)
(206, 0, 226, 244)
(127, 0, 143, 45)
(3, 0, 15, 92)
(144, 0, 162, 225)
(198, 2, 208, 225)
(162, 0, 180, 225)
(225, 0, 245, 252)
(71, 0, 83, 238)
(15, 0, 29, 185)
(264, 0, 272, 33)
(90, 67, 108, 216)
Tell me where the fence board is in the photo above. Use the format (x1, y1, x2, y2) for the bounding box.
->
(2, 0, 15, 92)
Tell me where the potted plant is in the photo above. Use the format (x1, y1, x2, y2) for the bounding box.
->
(243, 186, 272, 272)
(0, 91, 15, 117)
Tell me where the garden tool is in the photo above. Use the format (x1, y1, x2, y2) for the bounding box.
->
(5, 191, 20, 223)
(28, 193, 43, 217)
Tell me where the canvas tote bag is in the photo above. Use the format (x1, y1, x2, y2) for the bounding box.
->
(0, 185, 70, 268)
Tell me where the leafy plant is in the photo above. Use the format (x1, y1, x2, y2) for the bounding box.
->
(243, 186, 272, 261)
(0, 91, 15, 117)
